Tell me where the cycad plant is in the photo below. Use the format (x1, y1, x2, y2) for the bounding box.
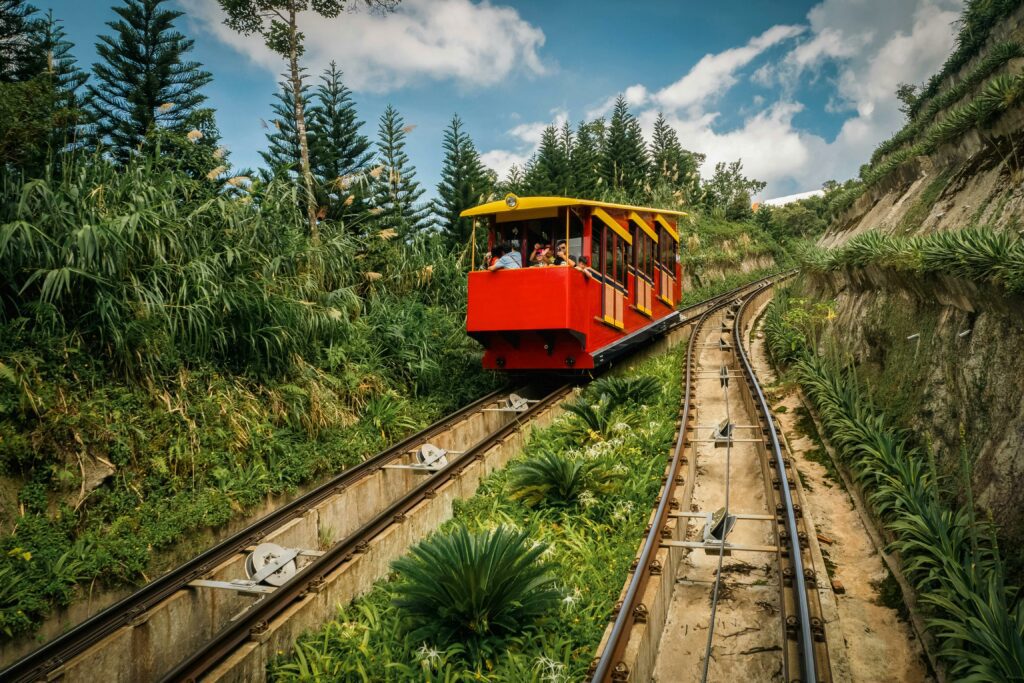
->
(587, 376, 660, 408)
(391, 525, 560, 655)
(509, 447, 620, 508)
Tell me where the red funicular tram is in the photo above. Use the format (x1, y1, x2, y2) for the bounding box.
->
(464, 195, 685, 371)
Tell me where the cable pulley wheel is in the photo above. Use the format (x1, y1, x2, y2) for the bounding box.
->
(245, 542, 297, 587)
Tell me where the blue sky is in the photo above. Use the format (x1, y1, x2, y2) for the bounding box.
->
(44, 0, 963, 199)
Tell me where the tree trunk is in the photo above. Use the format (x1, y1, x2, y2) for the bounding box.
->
(287, 9, 319, 243)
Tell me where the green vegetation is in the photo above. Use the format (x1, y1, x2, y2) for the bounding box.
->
(798, 226, 1024, 295)
(764, 293, 1024, 681)
(391, 525, 561, 657)
(271, 349, 683, 681)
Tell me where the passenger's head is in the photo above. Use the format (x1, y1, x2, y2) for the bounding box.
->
(555, 240, 567, 254)
(578, 255, 590, 267)
(491, 243, 506, 257)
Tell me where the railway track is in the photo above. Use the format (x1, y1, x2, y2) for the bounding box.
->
(1, 383, 570, 683)
(2, 274, 784, 683)
(590, 277, 833, 682)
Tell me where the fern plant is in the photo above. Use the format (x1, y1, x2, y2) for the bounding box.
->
(391, 525, 560, 653)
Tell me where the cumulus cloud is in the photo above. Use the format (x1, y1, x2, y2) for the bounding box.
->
(605, 0, 962, 197)
(480, 109, 568, 178)
(653, 24, 805, 113)
(181, 0, 547, 92)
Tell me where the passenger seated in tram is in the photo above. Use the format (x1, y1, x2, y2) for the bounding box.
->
(486, 242, 522, 271)
(553, 240, 575, 267)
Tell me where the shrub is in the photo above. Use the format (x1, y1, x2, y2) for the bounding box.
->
(510, 447, 620, 508)
(391, 525, 560, 653)
(587, 376, 661, 408)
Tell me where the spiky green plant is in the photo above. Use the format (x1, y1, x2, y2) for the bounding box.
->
(587, 376, 661, 408)
(784, 349, 1024, 681)
(510, 447, 620, 508)
(391, 525, 560, 652)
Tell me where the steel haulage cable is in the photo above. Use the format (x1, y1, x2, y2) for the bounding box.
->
(699, 326, 732, 683)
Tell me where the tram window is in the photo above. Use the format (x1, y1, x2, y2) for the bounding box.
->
(566, 210, 585, 261)
(613, 236, 628, 288)
(603, 231, 616, 285)
(591, 226, 603, 274)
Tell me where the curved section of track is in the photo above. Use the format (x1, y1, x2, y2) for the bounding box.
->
(591, 277, 830, 682)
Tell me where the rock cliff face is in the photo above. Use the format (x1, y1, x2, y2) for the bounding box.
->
(806, 6, 1024, 580)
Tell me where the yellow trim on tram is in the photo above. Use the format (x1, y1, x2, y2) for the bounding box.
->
(653, 214, 680, 242)
(628, 212, 658, 242)
(592, 208, 632, 245)
(460, 195, 689, 219)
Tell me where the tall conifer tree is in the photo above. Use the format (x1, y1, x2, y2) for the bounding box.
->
(600, 95, 649, 199)
(36, 10, 89, 151)
(525, 124, 572, 196)
(0, 0, 43, 82)
(372, 104, 427, 237)
(571, 120, 602, 198)
(308, 62, 371, 182)
(88, 0, 212, 159)
(260, 74, 312, 176)
(434, 115, 489, 248)
(649, 112, 704, 202)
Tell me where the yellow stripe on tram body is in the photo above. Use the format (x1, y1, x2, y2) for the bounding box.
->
(654, 214, 680, 242)
(628, 211, 658, 242)
(592, 207, 633, 245)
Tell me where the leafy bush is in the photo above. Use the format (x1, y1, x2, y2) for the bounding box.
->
(510, 447, 620, 508)
(801, 227, 1024, 294)
(587, 376, 661, 408)
(391, 525, 561, 655)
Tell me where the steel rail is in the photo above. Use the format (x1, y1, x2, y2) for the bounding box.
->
(0, 385, 513, 683)
(590, 291, 733, 682)
(162, 383, 572, 682)
(733, 283, 818, 682)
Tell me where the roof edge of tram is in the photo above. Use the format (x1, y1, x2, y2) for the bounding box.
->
(459, 195, 689, 219)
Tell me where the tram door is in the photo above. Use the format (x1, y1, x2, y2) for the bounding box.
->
(656, 223, 678, 306)
(632, 222, 656, 316)
(593, 223, 628, 329)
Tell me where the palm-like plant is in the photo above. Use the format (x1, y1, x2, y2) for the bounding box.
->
(391, 525, 560, 651)
(588, 376, 661, 408)
(509, 447, 620, 508)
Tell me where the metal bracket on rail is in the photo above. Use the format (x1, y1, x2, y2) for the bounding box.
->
(188, 542, 325, 596)
(382, 444, 459, 473)
(482, 393, 539, 413)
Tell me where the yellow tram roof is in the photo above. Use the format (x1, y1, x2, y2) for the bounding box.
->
(459, 196, 689, 220)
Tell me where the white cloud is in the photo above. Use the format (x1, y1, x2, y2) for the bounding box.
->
(653, 24, 805, 113)
(629, 0, 963, 196)
(480, 109, 568, 178)
(181, 0, 547, 93)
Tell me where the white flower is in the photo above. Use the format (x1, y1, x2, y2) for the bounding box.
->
(578, 491, 597, 508)
(612, 422, 630, 433)
(416, 644, 442, 668)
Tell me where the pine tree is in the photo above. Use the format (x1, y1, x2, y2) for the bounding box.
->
(88, 0, 212, 159)
(571, 120, 602, 198)
(524, 124, 572, 196)
(372, 104, 428, 237)
(495, 164, 526, 197)
(260, 74, 312, 176)
(600, 96, 649, 199)
(0, 0, 43, 82)
(649, 112, 706, 204)
(308, 62, 372, 182)
(36, 10, 89, 151)
(434, 115, 489, 248)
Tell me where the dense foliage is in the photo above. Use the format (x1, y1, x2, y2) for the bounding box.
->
(271, 349, 683, 681)
(798, 227, 1024, 295)
(763, 296, 1024, 679)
